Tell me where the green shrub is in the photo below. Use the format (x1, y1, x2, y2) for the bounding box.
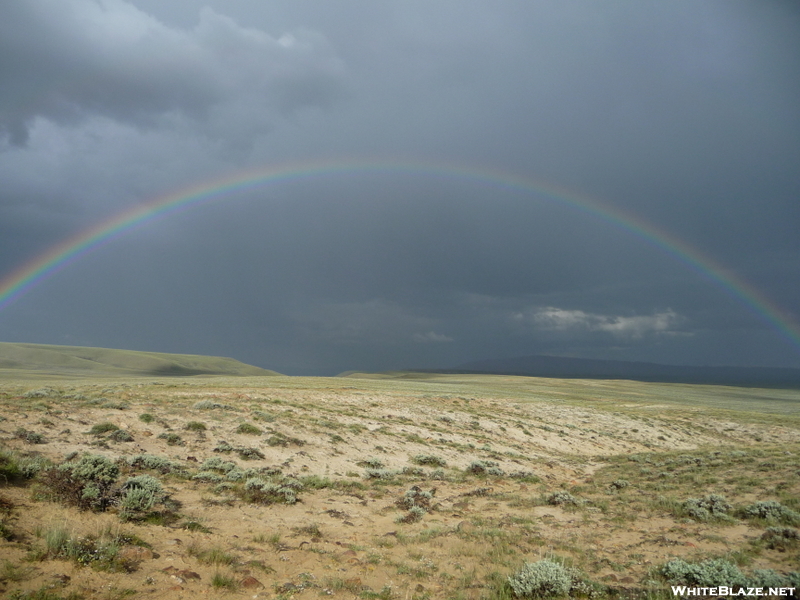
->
(200, 457, 237, 473)
(235, 423, 261, 435)
(660, 558, 748, 587)
(42, 454, 119, 511)
(411, 454, 446, 467)
(14, 428, 46, 444)
(185, 421, 207, 432)
(237, 447, 265, 460)
(396, 486, 434, 511)
(242, 477, 299, 505)
(108, 429, 134, 443)
(467, 460, 504, 476)
(507, 560, 571, 598)
(547, 491, 579, 506)
(761, 527, 799, 550)
(211, 572, 238, 590)
(157, 433, 184, 446)
(359, 457, 385, 469)
(193, 471, 224, 483)
(682, 494, 733, 521)
(138, 413, 155, 423)
(119, 475, 168, 521)
(741, 501, 800, 526)
(126, 454, 174, 474)
(0, 450, 22, 481)
(88, 423, 119, 435)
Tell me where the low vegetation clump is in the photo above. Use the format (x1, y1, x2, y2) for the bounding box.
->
(411, 454, 446, 467)
(138, 413, 155, 423)
(14, 428, 46, 445)
(467, 460, 504, 476)
(682, 494, 733, 521)
(235, 422, 261, 435)
(661, 557, 748, 587)
(660, 557, 800, 589)
(241, 476, 301, 505)
(108, 429, 134, 442)
(507, 559, 572, 598)
(194, 400, 234, 410)
(126, 454, 176, 474)
(265, 432, 305, 447)
(740, 501, 800, 526)
(395, 486, 435, 523)
(33, 525, 147, 573)
(157, 432, 184, 446)
(88, 422, 119, 436)
(185, 421, 207, 432)
(42, 454, 119, 511)
(761, 526, 799, 550)
(119, 475, 171, 521)
(547, 491, 579, 506)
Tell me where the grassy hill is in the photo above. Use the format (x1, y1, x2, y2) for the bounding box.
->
(0, 341, 279, 377)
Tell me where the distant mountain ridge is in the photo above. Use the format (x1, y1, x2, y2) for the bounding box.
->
(0, 342, 279, 377)
(430, 355, 800, 387)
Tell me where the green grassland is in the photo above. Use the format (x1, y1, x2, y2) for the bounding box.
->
(0, 342, 279, 378)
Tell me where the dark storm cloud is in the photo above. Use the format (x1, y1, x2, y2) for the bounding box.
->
(0, 0, 799, 374)
(0, 0, 345, 145)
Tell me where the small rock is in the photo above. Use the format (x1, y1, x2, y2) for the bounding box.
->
(177, 570, 201, 581)
(240, 576, 263, 589)
(118, 546, 154, 562)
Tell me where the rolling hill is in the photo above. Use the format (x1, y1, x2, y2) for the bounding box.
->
(0, 341, 278, 377)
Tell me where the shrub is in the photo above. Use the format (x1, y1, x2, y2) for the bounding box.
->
(42, 454, 120, 511)
(609, 479, 629, 490)
(185, 421, 207, 432)
(547, 491, 579, 506)
(14, 428, 46, 445)
(237, 447, 265, 460)
(396, 486, 434, 511)
(194, 400, 234, 410)
(119, 475, 171, 521)
(108, 429, 134, 443)
(138, 413, 155, 423)
(266, 433, 304, 447)
(466, 460, 504, 476)
(0, 450, 22, 481)
(397, 505, 427, 524)
(761, 527, 799, 550)
(360, 457, 385, 469)
(660, 558, 748, 587)
(411, 454, 446, 467)
(682, 494, 733, 521)
(507, 560, 571, 598)
(35, 526, 143, 572)
(200, 457, 238, 473)
(741, 501, 800, 526)
(157, 433, 184, 446)
(242, 477, 300, 505)
(193, 471, 224, 483)
(88, 422, 119, 435)
(365, 468, 395, 480)
(127, 454, 174, 474)
(235, 423, 261, 435)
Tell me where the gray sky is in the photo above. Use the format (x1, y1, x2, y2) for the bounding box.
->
(1, 0, 799, 375)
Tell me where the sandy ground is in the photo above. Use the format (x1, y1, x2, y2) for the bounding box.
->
(0, 375, 798, 599)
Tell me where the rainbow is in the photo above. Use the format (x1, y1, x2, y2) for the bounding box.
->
(1, 158, 799, 353)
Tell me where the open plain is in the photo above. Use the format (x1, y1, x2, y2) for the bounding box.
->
(0, 371, 798, 600)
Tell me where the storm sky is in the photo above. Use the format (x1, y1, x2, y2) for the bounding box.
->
(1, 0, 799, 375)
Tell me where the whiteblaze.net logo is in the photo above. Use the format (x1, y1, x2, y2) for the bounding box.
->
(671, 586, 796, 597)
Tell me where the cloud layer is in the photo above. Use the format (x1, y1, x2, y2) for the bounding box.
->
(1, 1, 798, 375)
